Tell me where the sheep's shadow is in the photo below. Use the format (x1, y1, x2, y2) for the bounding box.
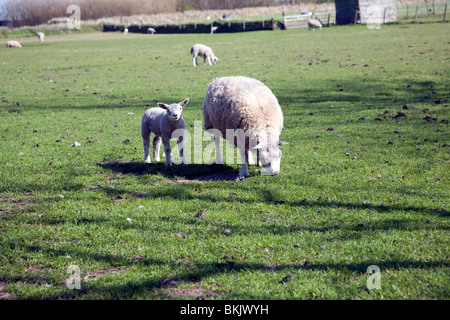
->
(96, 159, 240, 182)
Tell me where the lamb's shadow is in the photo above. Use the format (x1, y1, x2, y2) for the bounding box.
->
(96, 159, 240, 182)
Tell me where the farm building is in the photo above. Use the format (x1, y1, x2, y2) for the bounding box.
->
(335, 0, 397, 25)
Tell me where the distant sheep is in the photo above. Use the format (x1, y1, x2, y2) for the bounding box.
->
(147, 27, 156, 34)
(6, 41, 22, 48)
(211, 26, 219, 34)
(37, 32, 45, 42)
(124, 28, 128, 35)
(202, 76, 287, 178)
(191, 44, 219, 67)
(141, 99, 189, 166)
(308, 19, 322, 30)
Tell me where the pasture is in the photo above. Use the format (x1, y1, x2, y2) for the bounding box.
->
(0, 22, 449, 300)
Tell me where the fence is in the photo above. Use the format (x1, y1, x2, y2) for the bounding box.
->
(283, 11, 336, 29)
(397, 1, 449, 22)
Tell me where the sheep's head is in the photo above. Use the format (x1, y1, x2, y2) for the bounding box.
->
(212, 57, 219, 65)
(158, 98, 189, 121)
(253, 140, 288, 175)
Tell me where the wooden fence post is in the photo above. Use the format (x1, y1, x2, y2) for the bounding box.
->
(444, 4, 448, 22)
(406, 4, 409, 18)
(414, 6, 418, 23)
(327, 13, 330, 27)
(383, 8, 386, 24)
(354, 9, 358, 25)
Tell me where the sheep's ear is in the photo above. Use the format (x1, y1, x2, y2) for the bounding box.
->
(179, 98, 189, 108)
(277, 141, 289, 146)
(252, 143, 264, 150)
(157, 103, 168, 110)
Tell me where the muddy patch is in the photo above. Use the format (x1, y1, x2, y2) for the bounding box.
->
(0, 282, 15, 300)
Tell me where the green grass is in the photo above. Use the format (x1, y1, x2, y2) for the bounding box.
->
(0, 22, 449, 300)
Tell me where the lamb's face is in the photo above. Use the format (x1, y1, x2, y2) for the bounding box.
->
(158, 98, 189, 122)
(212, 57, 219, 65)
(254, 141, 288, 176)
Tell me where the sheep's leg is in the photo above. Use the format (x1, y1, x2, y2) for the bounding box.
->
(207, 57, 212, 66)
(203, 57, 207, 66)
(153, 135, 162, 162)
(162, 136, 172, 166)
(239, 146, 250, 178)
(177, 134, 188, 164)
(143, 133, 151, 163)
(246, 148, 255, 165)
(192, 56, 197, 66)
(214, 132, 223, 164)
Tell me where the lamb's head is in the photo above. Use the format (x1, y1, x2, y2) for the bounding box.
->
(253, 140, 288, 175)
(212, 56, 219, 65)
(158, 98, 189, 122)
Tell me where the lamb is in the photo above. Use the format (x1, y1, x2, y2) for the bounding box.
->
(202, 76, 288, 178)
(124, 28, 128, 35)
(147, 27, 156, 34)
(191, 44, 219, 67)
(308, 19, 322, 30)
(37, 32, 45, 42)
(6, 40, 22, 48)
(141, 99, 189, 166)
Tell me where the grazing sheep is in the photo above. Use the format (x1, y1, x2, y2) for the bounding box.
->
(124, 28, 128, 35)
(308, 19, 322, 30)
(191, 44, 219, 67)
(211, 26, 219, 34)
(141, 99, 189, 166)
(37, 32, 45, 42)
(147, 27, 156, 34)
(202, 76, 287, 178)
(6, 40, 22, 48)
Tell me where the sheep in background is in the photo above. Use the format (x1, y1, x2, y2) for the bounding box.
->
(37, 32, 45, 42)
(124, 28, 128, 35)
(191, 44, 219, 67)
(147, 27, 156, 34)
(202, 76, 288, 178)
(6, 41, 22, 48)
(308, 19, 322, 30)
(141, 99, 189, 166)
(211, 26, 219, 34)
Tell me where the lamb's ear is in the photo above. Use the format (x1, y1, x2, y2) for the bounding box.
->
(277, 141, 289, 146)
(179, 98, 189, 108)
(157, 102, 168, 110)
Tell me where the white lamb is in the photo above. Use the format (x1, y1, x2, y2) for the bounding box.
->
(191, 44, 219, 67)
(147, 27, 156, 34)
(124, 28, 128, 35)
(202, 76, 288, 178)
(6, 40, 22, 48)
(141, 99, 189, 166)
(308, 19, 322, 30)
(37, 32, 45, 42)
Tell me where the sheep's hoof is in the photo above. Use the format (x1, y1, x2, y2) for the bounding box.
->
(144, 159, 151, 163)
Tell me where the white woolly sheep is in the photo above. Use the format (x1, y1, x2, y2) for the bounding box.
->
(191, 44, 219, 67)
(6, 40, 22, 48)
(147, 27, 156, 34)
(308, 19, 322, 30)
(202, 76, 288, 178)
(141, 99, 189, 166)
(211, 26, 219, 34)
(37, 32, 45, 42)
(124, 28, 128, 35)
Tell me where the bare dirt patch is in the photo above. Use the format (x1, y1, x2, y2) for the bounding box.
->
(169, 287, 222, 299)
(0, 282, 15, 300)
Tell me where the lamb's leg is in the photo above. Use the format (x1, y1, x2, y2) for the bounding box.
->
(203, 56, 207, 66)
(143, 133, 151, 163)
(207, 57, 212, 66)
(153, 135, 162, 162)
(239, 146, 250, 178)
(192, 55, 197, 67)
(214, 132, 223, 164)
(177, 134, 188, 164)
(162, 136, 172, 166)
(246, 148, 255, 165)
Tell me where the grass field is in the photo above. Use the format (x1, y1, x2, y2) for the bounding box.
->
(0, 22, 449, 300)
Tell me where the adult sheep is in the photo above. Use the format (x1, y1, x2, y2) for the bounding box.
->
(191, 44, 219, 67)
(202, 76, 288, 178)
(308, 19, 322, 30)
(37, 32, 45, 42)
(141, 99, 189, 166)
(6, 41, 22, 48)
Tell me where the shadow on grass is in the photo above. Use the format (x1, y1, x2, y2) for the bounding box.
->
(5, 242, 449, 299)
(96, 160, 241, 182)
